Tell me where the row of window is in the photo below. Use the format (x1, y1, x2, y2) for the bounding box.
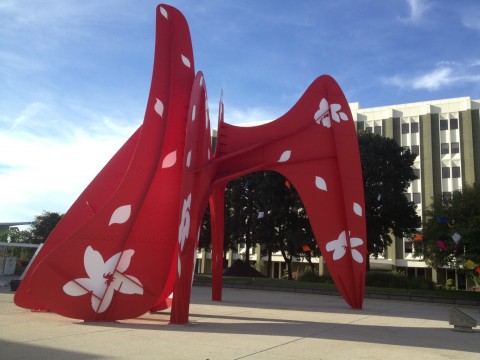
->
(404, 192, 421, 204)
(365, 126, 382, 135)
(403, 145, 419, 156)
(400, 118, 459, 134)
(441, 142, 459, 154)
(401, 122, 419, 134)
(440, 118, 458, 131)
(442, 166, 461, 178)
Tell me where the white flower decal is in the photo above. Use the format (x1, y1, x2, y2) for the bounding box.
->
(326, 230, 364, 263)
(63, 246, 143, 313)
(314, 98, 349, 128)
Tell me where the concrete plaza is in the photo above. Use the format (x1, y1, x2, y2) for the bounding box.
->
(0, 285, 478, 359)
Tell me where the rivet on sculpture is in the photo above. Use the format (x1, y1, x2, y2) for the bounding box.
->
(14, 4, 366, 324)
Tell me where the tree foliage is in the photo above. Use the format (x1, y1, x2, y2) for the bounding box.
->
(224, 171, 315, 279)
(414, 184, 480, 268)
(358, 131, 421, 259)
(30, 211, 63, 244)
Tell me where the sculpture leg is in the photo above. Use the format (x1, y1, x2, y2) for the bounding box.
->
(209, 184, 225, 301)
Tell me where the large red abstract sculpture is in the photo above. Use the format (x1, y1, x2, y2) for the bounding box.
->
(14, 4, 366, 324)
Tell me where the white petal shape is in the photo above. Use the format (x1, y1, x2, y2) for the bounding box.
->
(277, 150, 291, 162)
(91, 295, 101, 313)
(76, 277, 102, 297)
(122, 274, 144, 294)
(314, 98, 329, 124)
(191, 105, 196, 121)
(109, 205, 132, 226)
(117, 249, 135, 273)
(113, 272, 143, 295)
(326, 231, 347, 261)
(315, 176, 327, 191)
(353, 202, 362, 216)
(351, 249, 364, 263)
(350, 237, 363, 247)
(63, 281, 89, 296)
(97, 284, 115, 313)
(162, 150, 177, 168)
(104, 252, 122, 276)
(207, 148, 211, 160)
(181, 54, 191, 68)
(160, 6, 168, 19)
(177, 254, 182, 276)
(154, 98, 164, 117)
(330, 104, 341, 122)
(340, 112, 349, 121)
(186, 150, 192, 167)
(322, 116, 331, 128)
(200, 76, 203, 86)
(84, 246, 105, 281)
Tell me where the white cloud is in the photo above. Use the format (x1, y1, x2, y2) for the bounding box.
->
(0, 114, 136, 222)
(223, 105, 279, 126)
(412, 67, 454, 90)
(383, 61, 480, 91)
(399, 0, 431, 23)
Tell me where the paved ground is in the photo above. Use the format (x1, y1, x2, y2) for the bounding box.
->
(0, 285, 479, 359)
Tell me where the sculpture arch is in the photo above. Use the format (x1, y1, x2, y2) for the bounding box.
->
(15, 4, 366, 325)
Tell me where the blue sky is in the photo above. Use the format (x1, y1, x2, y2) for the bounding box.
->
(1, 0, 480, 222)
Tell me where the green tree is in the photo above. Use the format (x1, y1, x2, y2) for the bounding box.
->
(358, 131, 421, 263)
(415, 184, 480, 268)
(30, 211, 63, 244)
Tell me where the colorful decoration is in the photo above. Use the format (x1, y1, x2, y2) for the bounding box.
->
(14, 4, 366, 324)
(437, 240, 446, 250)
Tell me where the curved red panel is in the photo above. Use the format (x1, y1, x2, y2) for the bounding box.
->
(15, 4, 195, 321)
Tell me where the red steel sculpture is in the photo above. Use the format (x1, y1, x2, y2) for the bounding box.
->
(14, 4, 366, 324)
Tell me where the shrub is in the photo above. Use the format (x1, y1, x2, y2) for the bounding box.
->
(366, 270, 435, 290)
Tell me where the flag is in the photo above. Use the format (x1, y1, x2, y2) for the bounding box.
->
(437, 217, 449, 224)
(436, 240, 446, 250)
(413, 234, 423, 241)
(302, 245, 311, 252)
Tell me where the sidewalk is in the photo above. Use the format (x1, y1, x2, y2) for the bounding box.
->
(0, 285, 478, 359)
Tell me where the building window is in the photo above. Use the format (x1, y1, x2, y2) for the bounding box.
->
(404, 193, 412, 201)
(374, 125, 382, 135)
(404, 240, 413, 255)
(450, 118, 458, 130)
(442, 192, 452, 202)
(366, 126, 372, 133)
(413, 192, 421, 204)
(413, 168, 420, 179)
(441, 143, 449, 154)
(442, 167, 450, 178)
(402, 123, 409, 134)
(411, 122, 419, 133)
(451, 142, 459, 154)
(440, 119, 448, 130)
(411, 145, 419, 156)
(452, 166, 461, 178)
